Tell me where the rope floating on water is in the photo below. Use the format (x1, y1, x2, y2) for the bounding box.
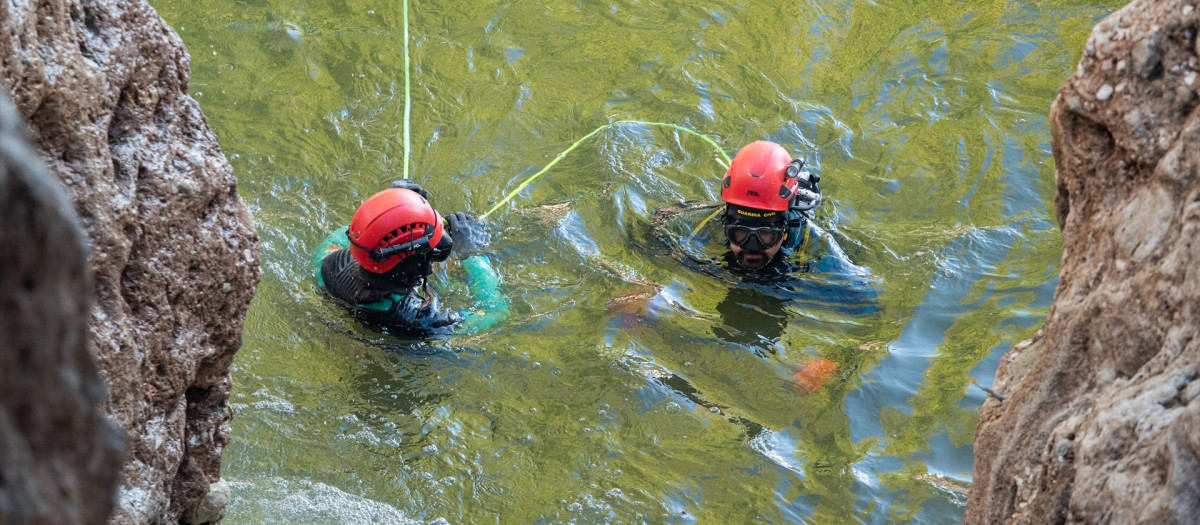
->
(395, 6, 728, 217)
(479, 120, 732, 220)
(402, 0, 412, 181)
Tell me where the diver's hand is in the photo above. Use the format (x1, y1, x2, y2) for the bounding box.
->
(389, 179, 430, 200)
(445, 212, 489, 258)
(395, 292, 463, 331)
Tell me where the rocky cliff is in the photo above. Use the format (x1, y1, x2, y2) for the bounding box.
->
(0, 93, 125, 525)
(0, 0, 261, 524)
(967, 0, 1200, 523)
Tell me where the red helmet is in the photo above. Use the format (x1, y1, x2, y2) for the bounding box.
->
(720, 141, 799, 212)
(347, 188, 444, 274)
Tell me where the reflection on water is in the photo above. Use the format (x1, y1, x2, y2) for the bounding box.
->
(156, 0, 1121, 522)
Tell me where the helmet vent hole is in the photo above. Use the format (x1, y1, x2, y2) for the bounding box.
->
(376, 224, 420, 249)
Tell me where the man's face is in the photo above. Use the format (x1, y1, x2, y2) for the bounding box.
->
(724, 207, 786, 270)
(729, 235, 784, 270)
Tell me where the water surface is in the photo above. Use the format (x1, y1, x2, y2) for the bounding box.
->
(154, 0, 1123, 522)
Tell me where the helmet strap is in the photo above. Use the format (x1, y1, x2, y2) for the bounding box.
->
(347, 224, 437, 263)
(422, 258, 432, 301)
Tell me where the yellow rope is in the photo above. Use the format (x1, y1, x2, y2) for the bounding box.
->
(402, 0, 412, 180)
(480, 120, 730, 220)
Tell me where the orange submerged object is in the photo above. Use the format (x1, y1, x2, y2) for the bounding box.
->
(791, 358, 838, 394)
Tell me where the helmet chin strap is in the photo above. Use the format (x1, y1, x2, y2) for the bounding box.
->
(349, 228, 435, 262)
(419, 258, 433, 307)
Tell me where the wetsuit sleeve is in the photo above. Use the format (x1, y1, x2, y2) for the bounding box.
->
(803, 222, 873, 277)
(313, 227, 351, 287)
(458, 255, 510, 333)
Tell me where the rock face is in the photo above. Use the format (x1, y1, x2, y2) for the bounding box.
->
(0, 94, 125, 525)
(0, 1, 261, 524)
(967, 1, 1200, 523)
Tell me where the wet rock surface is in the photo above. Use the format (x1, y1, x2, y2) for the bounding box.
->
(0, 0, 260, 523)
(0, 93, 124, 525)
(968, 0, 1200, 523)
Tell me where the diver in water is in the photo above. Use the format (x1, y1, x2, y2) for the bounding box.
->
(649, 140, 877, 345)
(720, 140, 823, 271)
(314, 180, 507, 336)
(662, 140, 867, 276)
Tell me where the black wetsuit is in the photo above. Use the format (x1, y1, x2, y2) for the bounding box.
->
(320, 247, 462, 335)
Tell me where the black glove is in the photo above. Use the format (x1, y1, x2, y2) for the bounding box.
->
(394, 292, 463, 332)
(390, 179, 430, 200)
(445, 212, 489, 258)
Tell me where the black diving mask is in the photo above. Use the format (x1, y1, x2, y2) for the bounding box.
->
(725, 223, 785, 251)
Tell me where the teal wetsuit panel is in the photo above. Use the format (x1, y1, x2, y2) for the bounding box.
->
(459, 255, 510, 333)
(312, 227, 350, 287)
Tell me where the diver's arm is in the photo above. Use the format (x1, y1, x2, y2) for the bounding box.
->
(459, 255, 510, 332)
(805, 221, 871, 277)
(320, 248, 373, 305)
(314, 227, 351, 286)
(444, 212, 509, 332)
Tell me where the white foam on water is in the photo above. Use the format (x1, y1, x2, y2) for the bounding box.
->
(227, 477, 447, 525)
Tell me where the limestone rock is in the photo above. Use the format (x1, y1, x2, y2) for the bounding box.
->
(0, 0, 261, 523)
(182, 478, 230, 525)
(967, 0, 1200, 523)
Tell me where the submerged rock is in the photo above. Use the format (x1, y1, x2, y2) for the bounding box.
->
(0, 0, 261, 523)
(968, 0, 1200, 523)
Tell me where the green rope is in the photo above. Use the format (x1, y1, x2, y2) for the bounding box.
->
(480, 120, 731, 220)
(397, 6, 726, 219)
(402, 0, 412, 181)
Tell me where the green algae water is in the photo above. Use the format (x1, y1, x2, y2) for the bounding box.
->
(154, 0, 1125, 522)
